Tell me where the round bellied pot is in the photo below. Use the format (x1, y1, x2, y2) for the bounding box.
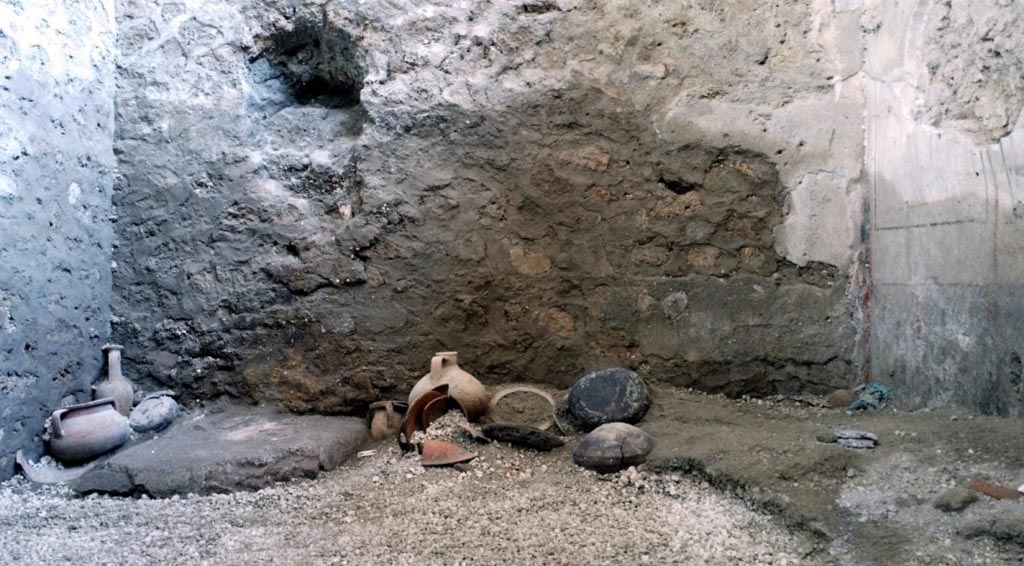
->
(368, 400, 407, 441)
(408, 352, 489, 421)
(47, 398, 130, 465)
(93, 343, 134, 416)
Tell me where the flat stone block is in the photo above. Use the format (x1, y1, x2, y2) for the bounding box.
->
(72, 404, 368, 497)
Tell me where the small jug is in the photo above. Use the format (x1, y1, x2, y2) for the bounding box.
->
(368, 400, 407, 441)
(94, 344, 134, 417)
(408, 352, 489, 421)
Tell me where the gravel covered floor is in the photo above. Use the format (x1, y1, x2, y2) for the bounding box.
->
(0, 426, 816, 565)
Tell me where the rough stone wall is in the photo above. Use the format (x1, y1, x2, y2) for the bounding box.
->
(865, 0, 1024, 415)
(112, 0, 867, 412)
(0, 0, 116, 478)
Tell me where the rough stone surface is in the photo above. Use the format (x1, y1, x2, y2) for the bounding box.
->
(128, 395, 178, 433)
(71, 404, 369, 496)
(567, 368, 650, 431)
(934, 486, 980, 513)
(833, 428, 879, 450)
(0, 0, 116, 480)
(960, 506, 1024, 547)
(110, 0, 863, 414)
(480, 423, 564, 452)
(920, 0, 1024, 144)
(573, 422, 654, 473)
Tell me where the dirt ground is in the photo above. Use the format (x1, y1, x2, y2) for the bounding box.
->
(643, 388, 1024, 564)
(0, 420, 813, 565)
(1, 387, 1022, 565)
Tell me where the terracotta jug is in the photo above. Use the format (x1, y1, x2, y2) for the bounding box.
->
(368, 400, 407, 441)
(94, 344, 134, 416)
(47, 398, 130, 464)
(408, 352, 489, 421)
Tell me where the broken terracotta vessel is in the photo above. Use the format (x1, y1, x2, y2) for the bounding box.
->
(422, 395, 455, 429)
(487, 385, 556, 430)
(94, 344, 134, 416)
(419, 439, 476, 467)
(47, 398, 130, 465)
(400, 385, 449, 451)
(408, 352, 488, 421)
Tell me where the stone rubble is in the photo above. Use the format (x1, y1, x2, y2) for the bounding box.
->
(0, 439, 816, 565)
(128, 395, 179, 433)
(573, 423, 654, 474)
(566, 368, 650, 431)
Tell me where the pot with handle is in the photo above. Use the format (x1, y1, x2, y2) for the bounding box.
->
(47, 398, 130, 465)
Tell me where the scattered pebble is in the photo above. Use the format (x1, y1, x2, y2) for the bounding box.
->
(0, 439, 812, 565)
(933, 486, 979, 513)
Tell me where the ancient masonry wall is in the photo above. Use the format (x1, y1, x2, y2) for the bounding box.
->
(111, 0, 866, 411)
(0, 0, 117, 478)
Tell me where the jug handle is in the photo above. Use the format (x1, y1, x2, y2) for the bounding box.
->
(430, 354, 446, 381)
(50, 409, 67, 439)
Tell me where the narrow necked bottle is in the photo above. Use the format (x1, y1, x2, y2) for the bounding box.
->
(94, 344, 134, 416)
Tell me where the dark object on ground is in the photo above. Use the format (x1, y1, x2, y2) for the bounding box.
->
(967, 475, 1022, 500)
(828, 389, 855, 408)
(458, 422, 491, 443)
(129, 394, 179, 433)
(480, 423, 565, 451)
(47, 398, 130, 465)
(934, 486, 980, 513)
(836, 428, 879, 449)
(420, 439, 476, 466)
(567, 368, 650, 431)
(70, 404, 368, 497)
(848, 382, 892, 411)
(573, 422, 654, 473)
(817, 428, 879, 449)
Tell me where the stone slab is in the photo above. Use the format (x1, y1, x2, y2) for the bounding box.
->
(71, 404, 368, 497)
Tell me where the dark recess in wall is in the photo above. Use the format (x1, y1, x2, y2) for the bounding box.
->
(249, 20, 365, 110)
